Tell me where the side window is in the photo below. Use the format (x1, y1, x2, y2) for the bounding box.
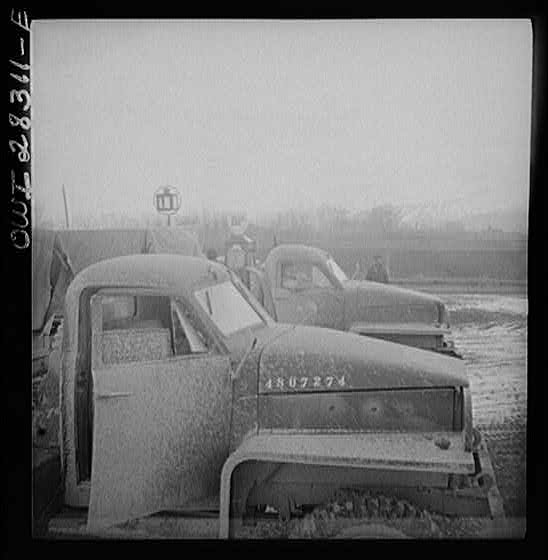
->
(281, 262, 332, 290)
(281, 262, 310, 290)
(101, 294, 170, 331)
(102, 296, 136, 330)
(99, 293, 215, 365)
(311, 266, 332, 288)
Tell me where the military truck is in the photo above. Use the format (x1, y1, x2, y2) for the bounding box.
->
(243, 244, 459, 356)
(47, 254, 500, 538)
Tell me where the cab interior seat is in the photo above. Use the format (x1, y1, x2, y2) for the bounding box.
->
(101, 327, 173, 365)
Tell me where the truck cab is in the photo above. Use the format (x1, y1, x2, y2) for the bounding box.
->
(245, 244, 458, 356)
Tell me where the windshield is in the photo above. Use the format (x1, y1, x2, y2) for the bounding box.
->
(194, 280, 265, 336)
(326, 257, 348, 284)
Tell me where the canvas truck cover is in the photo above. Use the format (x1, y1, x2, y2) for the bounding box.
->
(56, 227, 204, 274)
(32, 229, 74, 333)
(143, 227, 203, 258)
(56, 229, 146, 275)
(34, 227, 203, 330)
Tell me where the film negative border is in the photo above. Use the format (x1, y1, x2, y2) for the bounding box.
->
(9, 9, 32, 250)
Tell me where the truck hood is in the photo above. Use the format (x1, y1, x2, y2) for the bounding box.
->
(258, 325, 467, 393)
(343, 279, 446, 326)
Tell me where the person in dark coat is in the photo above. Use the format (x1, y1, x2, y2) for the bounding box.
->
(366, 255, 389, 283)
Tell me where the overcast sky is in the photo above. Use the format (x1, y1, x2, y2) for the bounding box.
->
(32, 19, 532, 226)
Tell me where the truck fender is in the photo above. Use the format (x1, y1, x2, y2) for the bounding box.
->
(218, 430, 475, 538)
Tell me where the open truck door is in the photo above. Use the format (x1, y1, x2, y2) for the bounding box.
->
(87, 291, 232, 531)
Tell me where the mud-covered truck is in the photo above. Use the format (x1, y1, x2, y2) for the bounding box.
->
(47, 254, 500, 538)
(243, 244, 459, 356)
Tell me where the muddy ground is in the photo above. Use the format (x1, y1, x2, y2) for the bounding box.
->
(446, 292, 527, 519)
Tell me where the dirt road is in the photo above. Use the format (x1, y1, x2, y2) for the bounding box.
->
(445, 292, 527, 518)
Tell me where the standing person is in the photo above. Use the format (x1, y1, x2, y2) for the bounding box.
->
(366, 255, 389, 283)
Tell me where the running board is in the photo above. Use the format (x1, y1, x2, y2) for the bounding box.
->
(47, 507, 220, 539)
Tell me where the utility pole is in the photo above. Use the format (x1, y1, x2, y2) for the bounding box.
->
(62, 184, 71, 229)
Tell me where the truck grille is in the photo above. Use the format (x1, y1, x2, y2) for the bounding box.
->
(259, 388, 460, 433)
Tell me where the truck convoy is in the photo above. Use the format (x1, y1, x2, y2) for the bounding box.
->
(48, 253, 499, 538)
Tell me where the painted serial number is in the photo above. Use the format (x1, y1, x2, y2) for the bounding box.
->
(263, 375, 346, 391)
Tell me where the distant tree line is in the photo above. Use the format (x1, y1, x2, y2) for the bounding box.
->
(34, 199, 524, 250)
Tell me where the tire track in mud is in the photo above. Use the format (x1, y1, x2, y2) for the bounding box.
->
(446, 293, 527, 517)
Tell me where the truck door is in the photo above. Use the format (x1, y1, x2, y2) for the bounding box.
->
(273, 261, 345, 329)
(87, 291, 232, 531)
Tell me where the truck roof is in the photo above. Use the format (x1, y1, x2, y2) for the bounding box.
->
(266, 244, 328, 262)
(66, 254, 230, 297)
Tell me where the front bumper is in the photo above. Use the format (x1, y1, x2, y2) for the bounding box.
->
(348, 322, 461, 357)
